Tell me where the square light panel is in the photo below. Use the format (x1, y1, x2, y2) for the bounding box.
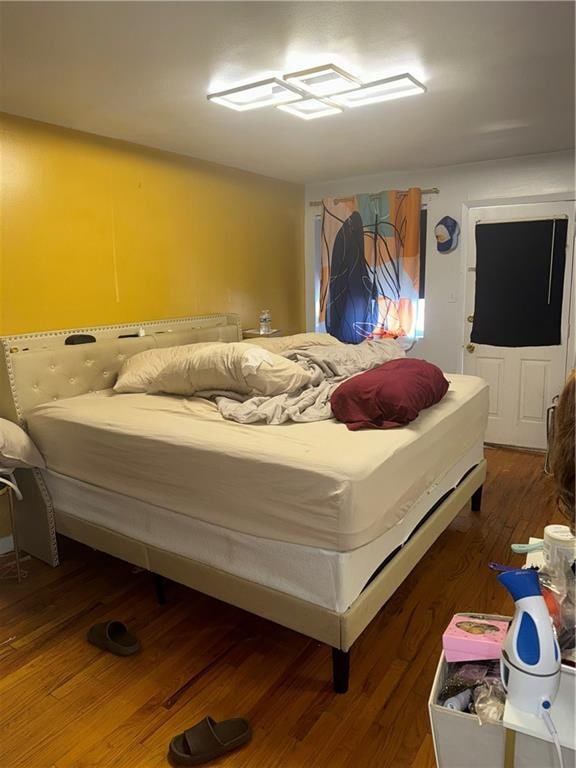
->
(332, 74, 426, 108)
(284, 64, 361, 97)
(207, 77, 302, 111)
(277, 98, 342, 120)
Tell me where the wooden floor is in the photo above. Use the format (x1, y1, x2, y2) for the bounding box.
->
(0, 447, 563, 768)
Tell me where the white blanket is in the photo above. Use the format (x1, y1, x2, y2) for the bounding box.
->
(215, 339, 406, 424)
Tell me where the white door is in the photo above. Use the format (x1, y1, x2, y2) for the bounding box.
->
(464, 202, 575, 450)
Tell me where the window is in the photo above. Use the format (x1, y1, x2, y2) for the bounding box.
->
(314, 205, 428, 339)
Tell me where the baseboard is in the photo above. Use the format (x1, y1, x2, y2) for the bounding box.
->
(485, 442, 546, 454)
(0, 535, 14, 555)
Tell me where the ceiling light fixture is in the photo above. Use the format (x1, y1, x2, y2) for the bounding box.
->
(207, 66, 426, 117)
(207, 77, 303, 111)
(277, 97, 342, 120)
(331, 73, 426, 108)
(283, 64, 361, 97)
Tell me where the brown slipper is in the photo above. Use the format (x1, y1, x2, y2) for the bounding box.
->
(86, 620, 140, 656)
(168, 716, 251, 765)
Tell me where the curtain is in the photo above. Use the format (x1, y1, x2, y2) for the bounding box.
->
(471, 219, 567, 347)
(319, 188, 422, 344)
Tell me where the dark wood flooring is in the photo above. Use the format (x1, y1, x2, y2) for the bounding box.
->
(0, 447, 562, 768)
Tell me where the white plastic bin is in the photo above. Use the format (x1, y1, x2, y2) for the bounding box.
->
(428, 652, 575, 768)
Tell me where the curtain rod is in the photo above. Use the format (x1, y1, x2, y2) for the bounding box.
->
(308, 187, 440, 207)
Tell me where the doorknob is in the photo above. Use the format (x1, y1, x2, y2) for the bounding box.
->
(465, 343, 476, 353)
(467, 315, 474, 323)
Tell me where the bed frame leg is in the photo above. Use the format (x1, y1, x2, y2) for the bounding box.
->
(153, 573, 166, 605)
(471, 484, 483, 512)
(332, 648, 350, 694)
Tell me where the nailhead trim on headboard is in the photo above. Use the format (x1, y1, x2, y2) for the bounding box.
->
(2, 337, 23, 424)
(33, 468, 59, 566)
(2, 313, 242, 350)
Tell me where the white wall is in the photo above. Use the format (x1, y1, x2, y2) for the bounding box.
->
(305, 150, 575, 372)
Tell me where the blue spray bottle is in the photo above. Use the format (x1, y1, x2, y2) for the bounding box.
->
(497, 568, 561, 717)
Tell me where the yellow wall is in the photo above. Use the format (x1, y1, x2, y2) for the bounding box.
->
(0, 113, 304, 540)
(0, 113, 305, 336)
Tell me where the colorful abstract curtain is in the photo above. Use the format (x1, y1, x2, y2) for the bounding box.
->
(319, 188, 422, 344)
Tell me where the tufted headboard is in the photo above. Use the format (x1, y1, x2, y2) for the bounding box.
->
(0, 313, 242, 565)
(0, 313, 241, 424)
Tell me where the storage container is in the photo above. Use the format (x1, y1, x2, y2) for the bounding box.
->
(442, 613, 509, 662)
(429, 651, 575, 767)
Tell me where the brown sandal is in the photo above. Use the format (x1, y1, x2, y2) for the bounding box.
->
(168, 716, 251, 765)
(86, 620, 140, 656)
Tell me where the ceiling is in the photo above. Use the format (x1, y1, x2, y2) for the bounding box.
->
(1, 2, 573, 184)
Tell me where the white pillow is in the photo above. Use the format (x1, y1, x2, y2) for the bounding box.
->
(241, 346, 312, 395)
(114, 342, 219, 393)
(246, 332, 343, 354)
(149, 343, 312, 397)
(0, 418, 45, 469)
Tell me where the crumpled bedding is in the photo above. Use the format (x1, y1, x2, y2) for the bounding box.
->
(215, 339, 405, 424)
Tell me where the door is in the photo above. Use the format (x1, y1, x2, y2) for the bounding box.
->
(464, 202, 575, 450)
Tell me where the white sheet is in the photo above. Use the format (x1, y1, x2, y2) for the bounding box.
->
(28, 374, 488, 552)
(44, 436, 483, 613)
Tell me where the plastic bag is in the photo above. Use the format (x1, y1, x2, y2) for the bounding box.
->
(539, 558, 576, 662)
(473, 680, 506, 725)
(438, 662, 493, 705)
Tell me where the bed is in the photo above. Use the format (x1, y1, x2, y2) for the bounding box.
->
(0, 313, 488, 692)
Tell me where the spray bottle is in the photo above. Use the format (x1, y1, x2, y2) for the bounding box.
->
(498, 568, 564, 766)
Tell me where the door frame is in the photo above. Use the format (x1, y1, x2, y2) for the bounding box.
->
(461, 196, 576, 380)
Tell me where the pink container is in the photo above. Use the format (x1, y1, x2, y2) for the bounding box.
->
(442, 614, 510, 662)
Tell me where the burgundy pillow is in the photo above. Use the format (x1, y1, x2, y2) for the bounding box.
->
(330, 358, 449, 431)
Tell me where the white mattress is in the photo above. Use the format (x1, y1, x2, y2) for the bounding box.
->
(28, 374, 488, 552)
(44, 435, 483, 613)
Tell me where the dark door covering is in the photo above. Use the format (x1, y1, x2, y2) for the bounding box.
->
(471, 218, 568, 347)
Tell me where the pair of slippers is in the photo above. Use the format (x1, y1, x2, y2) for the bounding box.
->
(87, 621, 252, 765)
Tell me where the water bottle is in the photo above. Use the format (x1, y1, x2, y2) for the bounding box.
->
(259, 309, 271, 335)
